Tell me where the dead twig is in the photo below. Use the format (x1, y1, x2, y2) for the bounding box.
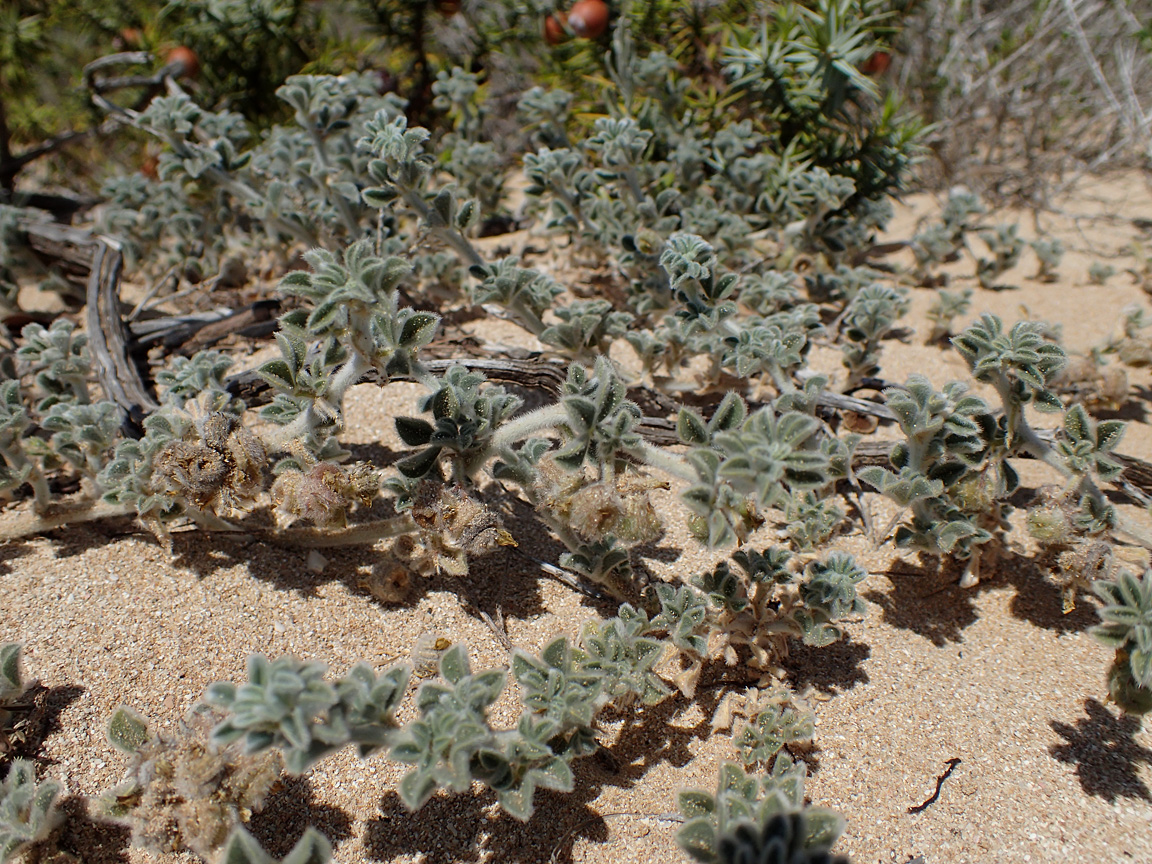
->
(907, 757, 962, 814)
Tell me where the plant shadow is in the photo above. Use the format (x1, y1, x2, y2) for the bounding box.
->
(596, 688, 718, 784)
(54, 795, 132, 864)
(248, 774, 355, 857)
(14, 516, 144, 564)
(1049, 698, 1152, 802)
(0, 537, 33, 575)
(365, 784, 607, 864)
(865, 544, 1100, 648)
(161, 488, 567, 623)
(1, 682, 85, 766)
(363, 691, 714, 864)
(785, 635, 871, 696)
(999, 553, 1099, 635)
(1093, 398, 1147, 424)
(343, 441, 403, 467)
(863, 555, 980, 647)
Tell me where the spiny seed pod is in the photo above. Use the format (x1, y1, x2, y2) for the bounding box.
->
(392, 484, 516, 577)
(566, 475, 665, 543)
(271, 462, 380, 528)
(152, 414, 265, 513)
(1026, 504, 1071, 545)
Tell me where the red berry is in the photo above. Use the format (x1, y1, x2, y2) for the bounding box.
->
(567, 0, 609, 39)
(861, 50, 891, 76)
(116, 28, 142, 49)
(544, 12, 568, 45)
(166, 46, 200, 80)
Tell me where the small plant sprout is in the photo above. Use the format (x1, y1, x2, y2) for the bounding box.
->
(1030, 236, 1064, 282)
(976, 224, 1024, 289)
(1089, 261, 1116, 285)
(925, 287, 972, 344)
(1092, 567, 1152, 714)
(676, 754, 846, 864)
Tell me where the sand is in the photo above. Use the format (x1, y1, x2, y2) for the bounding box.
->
(4, 171, 1152, 864)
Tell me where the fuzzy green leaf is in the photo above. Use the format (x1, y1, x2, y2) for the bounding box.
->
(106, 706, 151, 754)
(395, 446, 442, 478)
(399, 313, 439, 349)
(395, 417, 434, 446)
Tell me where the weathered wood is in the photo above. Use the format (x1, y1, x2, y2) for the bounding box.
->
(85, 239, 159, 420)
(18, 218, 159, 421)
(19, 217, 98, 283)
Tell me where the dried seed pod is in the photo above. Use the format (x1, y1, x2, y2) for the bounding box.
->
(357, 560, 412, 604)
(153, 441, 229, 510)
(151, 414, 266, 514)
(395, 484, 515, 577)
(272, 462, 378, 528)
(411, 634, 454, 678)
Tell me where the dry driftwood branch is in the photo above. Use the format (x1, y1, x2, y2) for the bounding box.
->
(86, 238, 159, 420)
(17, 217, 159, 421)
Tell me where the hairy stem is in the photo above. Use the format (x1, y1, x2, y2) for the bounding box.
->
(305, 125, 363, 237)
(490, 404, 568, 451)
(399, 186, 484, 269)
(0, 499, 136, 543)
(625, 441, 695, 484)
(264, 514, 418, 548)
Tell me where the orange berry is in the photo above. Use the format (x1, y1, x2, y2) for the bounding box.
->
(567, 0, 609, 39)
(861, 50, 891, 76)
(166, 46, 200, 80)
(544, 12, 568, 45)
